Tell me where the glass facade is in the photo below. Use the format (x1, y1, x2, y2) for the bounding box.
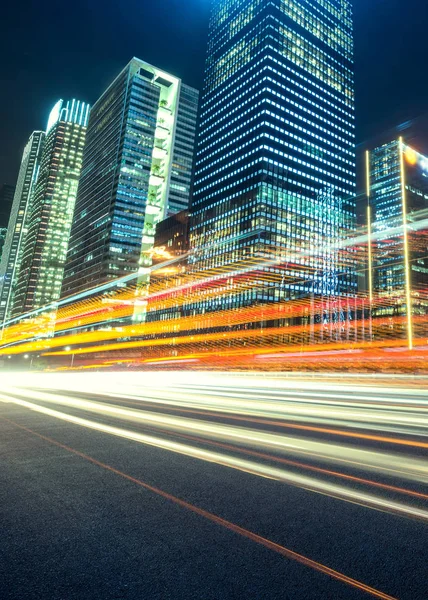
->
(0, 131, 45, 325)
(190, 0, 356, 308)
(146, 210, 190, 324)
(12, 101, 89, 316)
(0, 228, 7, 262)
(367, 139, 428, 344)
(0, 183, 16, 282)
(0, 184, 15, 228)
(168, 85, 199, 216)
(62, 58, 199, 299)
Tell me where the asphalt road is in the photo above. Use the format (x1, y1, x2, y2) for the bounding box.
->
(1, 372, 427, 600)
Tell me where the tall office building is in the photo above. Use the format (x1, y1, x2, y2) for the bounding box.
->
(169, 86, 199, 216)
(0, 184, 15, 265)
(367, 139, 428, 348)
(190, 0, 356, 307)
(0, 132, 45, 325)
(0, 184, 15, 264)
(0, 228, 7, 262)
(0, 184, 15, 228)
(62, 58, 199, 298)
(12, 100, 89, 316)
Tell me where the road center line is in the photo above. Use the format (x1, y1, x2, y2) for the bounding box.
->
(1, 413, 397, 600)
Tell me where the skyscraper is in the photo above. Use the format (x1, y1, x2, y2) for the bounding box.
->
(0, 132, 45, 325)
(367, 139, 428, 348)
(62, 58, 198, 298)
(190, 0, 356, 306)
(0, 183, 14, 265)
(12, 100, 89, 316)
(0, 184, 15, 229)
(0, 228, 7, 263)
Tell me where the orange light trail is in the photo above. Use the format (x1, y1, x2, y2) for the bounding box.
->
(0, 215, 426, 375)
(1, 415, 398, 600)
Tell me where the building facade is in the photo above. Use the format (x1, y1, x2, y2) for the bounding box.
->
(145, 210, 190, 324)
(189, 0, 356, 310)
(0, 183, 15, 263)
(367, 139, 428, 348)
(168, 87, 199, 217)
(0, 228, 7, 262)
(12, 100, 89, 316)
(0, 184, 15, 229)
(152, 210, 189, 262)
(62, 58, 198, 299)
(0, 132, 45, 325)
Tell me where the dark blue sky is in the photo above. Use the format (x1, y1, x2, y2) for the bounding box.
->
(1, 0, 428, 185)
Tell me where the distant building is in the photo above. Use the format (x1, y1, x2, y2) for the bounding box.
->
(0, 183, 15, 264)
(367, 139, 428, 348)
(12, 100, 89, 316)
(0, 184, 15, 228)
(152, 210, 189, 264)
(146, 211, 189, 324)
(0, 228, 7, 262)
(62, 58, 199, 300)
(0, 131, 45, 325)
(189, 0, 357, 312)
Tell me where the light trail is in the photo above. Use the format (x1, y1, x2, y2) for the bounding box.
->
(21, 380, 428, 448)
(0, 210, 426, 375)
(2, 391, 428, 521)
(163, 431, 428, 502)
(1, 415, 398, 600)
(2, 372, 428, 523)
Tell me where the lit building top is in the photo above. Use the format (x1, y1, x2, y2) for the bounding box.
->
(367, 138, 428, 347)
(12, 100, 89, 316)
(0, 131, 45, 326)
(62, 58, 198, 302)
(46, 99, 90, 133)
(190, 0, 356, 305)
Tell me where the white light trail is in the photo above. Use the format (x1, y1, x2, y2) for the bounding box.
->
(2, 371, 428, 524)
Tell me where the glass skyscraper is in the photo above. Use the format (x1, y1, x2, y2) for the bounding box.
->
(62, 58, 198, 299)
(0, 184, 15, 229)
(12, 100, 89, 316)
(0, 183, 15, 265)
(190, 0, 356, 308)
(367, 139, 428, 348)
(0, 228, 7, 263)
(0, 131, 45, 325)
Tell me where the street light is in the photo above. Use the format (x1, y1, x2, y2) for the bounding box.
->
(65, 347, 75, 369)
(24, 354, 34, 369)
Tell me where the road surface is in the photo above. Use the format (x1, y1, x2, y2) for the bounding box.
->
(1, 372, 427, 600)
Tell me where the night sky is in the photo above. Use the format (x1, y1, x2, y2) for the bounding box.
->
(1, 0, 428, 186)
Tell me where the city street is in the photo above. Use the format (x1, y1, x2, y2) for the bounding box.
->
(1, 373, 427, 600)
(1, 0, 428, 598)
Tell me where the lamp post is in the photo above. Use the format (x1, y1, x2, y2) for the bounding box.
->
(65, 347, 75, 369)
(24, 354, 34, 369)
